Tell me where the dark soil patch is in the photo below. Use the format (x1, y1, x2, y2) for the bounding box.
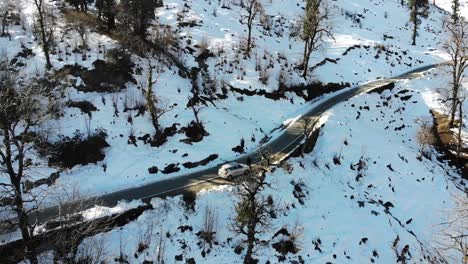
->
(180, 121, 208, 143)
(58, 49, 135, 93)
(232, 138, 246, 154)
(66, 100, 97, 115)
(182, 154, 218, 169)
(227, 82, 350, 102)
(41, 130, 109, 169)
(272, 228, 290, 239)
(368, 82, 395, 94)
(148, 124, 179, 147)
(24, 172, 60, 192)
(162, 163, 180, 174)
(272, 239, 299, 255)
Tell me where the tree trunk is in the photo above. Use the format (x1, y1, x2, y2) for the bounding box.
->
(244, 223, 256, 264)
(1, 12, 7, 36)
(302, 39, 309, 78)
(412, 9, 418, 45)
(35, 0, 52, 69)
(457, 100, 463, 160)
(449, 83, 459, 127)
(13, 183, 38, 264)
(192, 107, 201, 126)
(247, 23, 252, 54)
(107, 13, 115, 31)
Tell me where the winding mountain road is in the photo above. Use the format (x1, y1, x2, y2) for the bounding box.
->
(6, 62, 447, 230)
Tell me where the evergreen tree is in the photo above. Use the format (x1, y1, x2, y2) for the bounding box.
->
(451, 0, 461, 24)
(409, 0, 429, 45)
(118, 0, 158, 39)
(102, 0, 116, 31)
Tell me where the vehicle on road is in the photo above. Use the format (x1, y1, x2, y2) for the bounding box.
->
(218, 162, 250, 180)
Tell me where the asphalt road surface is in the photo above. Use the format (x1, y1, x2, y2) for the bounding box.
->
(5, 62, 447, 230)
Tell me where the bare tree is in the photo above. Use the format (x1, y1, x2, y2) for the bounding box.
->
(66, 11, 89, 50)
(0, 0, 14, 38)
(187, 96, 203, 128)
(434, 194, 468, 264)
(145, 65, 172, 136)
(187, 96, 208, 138)
(391, 235, 411, 264)
(444, 17, 468, 127)
(155, 228, 166, 264)
(0, 59, 59, 264)
(198, 205, 218, 253)
(415, 117, 435, 159)
(231, 151, 275, 264)
(301, 0, 333, 78)
(241, 0, 263, 55)
(50, 187, 107, 264)
(33, 0, 54, 69)
(456, 97, 465, 160)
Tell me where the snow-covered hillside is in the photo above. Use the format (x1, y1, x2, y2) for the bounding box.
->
(32, 66, 467, 264)
(1, 0, 457, 201)
(1, 0, 467, 263)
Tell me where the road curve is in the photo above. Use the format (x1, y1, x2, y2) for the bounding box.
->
(12, 61, 447, 228)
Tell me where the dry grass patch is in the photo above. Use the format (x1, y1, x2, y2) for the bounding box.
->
(432, 111, 457, 149)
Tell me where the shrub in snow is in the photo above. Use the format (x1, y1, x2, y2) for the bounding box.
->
(46, 129, 109, 169)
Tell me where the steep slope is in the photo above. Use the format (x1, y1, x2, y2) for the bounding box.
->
(12, 0, 453, 201)
(32, 66, 465, 264)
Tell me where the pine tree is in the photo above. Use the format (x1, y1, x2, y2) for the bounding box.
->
(102, 0, 116, 31)
(118, 0, 157, 38)
(409, 0, 429, 45)
(451, 0, 460, 24)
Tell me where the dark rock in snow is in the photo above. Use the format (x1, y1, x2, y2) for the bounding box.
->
(148, 166, 158, 174)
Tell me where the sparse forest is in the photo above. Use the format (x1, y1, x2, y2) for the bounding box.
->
(0, 0, 466, 263)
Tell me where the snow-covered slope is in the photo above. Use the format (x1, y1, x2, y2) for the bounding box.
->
(2, 0, 467, 263)
(35, 66, 465, 264)
(5, 0, 454, 200)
